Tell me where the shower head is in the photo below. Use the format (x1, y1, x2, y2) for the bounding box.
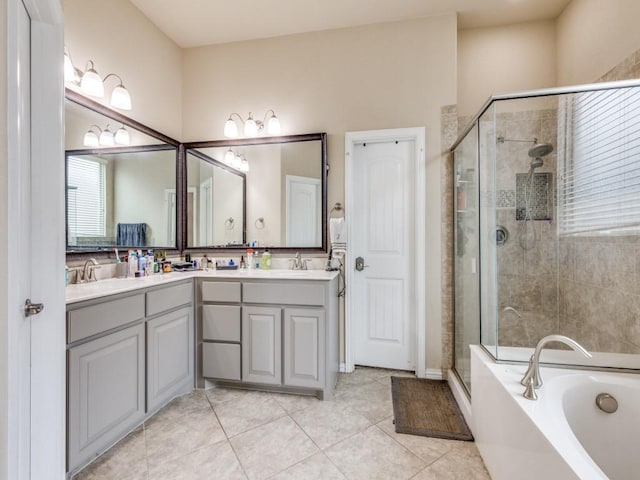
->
(528, 143, 554, 158)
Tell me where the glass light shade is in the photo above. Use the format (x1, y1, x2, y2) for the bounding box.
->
(267, 115, 281, 135)
(99, 128, 114, 147)
(224, 149, 235, 165)
(110, 84, 132, 110)
(224, 118, 238, 138)
(240, 158, 250, 172)
(80, 68, 104, 97)
(244, 114, 258, 136)
(83, 130, 99, 148)
(114, 126, 130, 145)
(64, 53, 76, 83)
(233, 154, 242, 169)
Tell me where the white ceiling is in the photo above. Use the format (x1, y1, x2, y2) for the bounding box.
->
(129, 0, 573, 49)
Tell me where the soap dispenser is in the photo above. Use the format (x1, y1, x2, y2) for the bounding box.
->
(262, 248, 272, 270)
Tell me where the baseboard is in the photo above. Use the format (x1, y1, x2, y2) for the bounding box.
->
(425, 368, 443, 380)
(447, 369, 473, 430)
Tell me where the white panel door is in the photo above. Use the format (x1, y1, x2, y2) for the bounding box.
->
(286, 175, 321, 247)
(352, 140, 415, 370)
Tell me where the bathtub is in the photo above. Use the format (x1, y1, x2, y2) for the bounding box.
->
(470, 345, 640, 480)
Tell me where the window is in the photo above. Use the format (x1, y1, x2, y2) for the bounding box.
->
(67, 156, 106, 240)
(559, 87, 640, 235)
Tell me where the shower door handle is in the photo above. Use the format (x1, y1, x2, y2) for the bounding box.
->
(355, 256, 369, 271)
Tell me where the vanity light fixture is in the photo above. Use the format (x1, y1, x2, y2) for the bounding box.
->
(224, 110, 281, 138)
(64, 47, 132, 110)
(222, 148, 250, 173)
(82, 124, 130, 148)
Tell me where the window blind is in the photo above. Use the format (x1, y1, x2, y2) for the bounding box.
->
(67, 156, 106, 238)
(559, 87, 640, 235)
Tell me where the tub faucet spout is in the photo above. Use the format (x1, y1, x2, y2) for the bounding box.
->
(521, 334, 591, 400)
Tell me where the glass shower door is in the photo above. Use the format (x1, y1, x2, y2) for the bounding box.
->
(453, 123, 480, 393)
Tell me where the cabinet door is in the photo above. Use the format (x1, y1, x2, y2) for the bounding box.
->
(283, 308, 325, 388)
(147, 307, 194, 412)
(68, 323, 145, 471)
(242, 306, 281, 385)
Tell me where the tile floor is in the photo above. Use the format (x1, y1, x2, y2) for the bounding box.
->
(74, 367, 491, 480)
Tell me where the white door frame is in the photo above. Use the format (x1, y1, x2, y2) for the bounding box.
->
(345, 127, 426, 378)
(6, 0, 65, 478)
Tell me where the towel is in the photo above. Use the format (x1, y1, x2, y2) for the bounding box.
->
(117, 223, 148, 246)
(330, 217, 347, 256)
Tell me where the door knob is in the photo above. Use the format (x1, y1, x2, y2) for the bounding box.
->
(355, 256, 369, 271)
(24, 298, 44, 317)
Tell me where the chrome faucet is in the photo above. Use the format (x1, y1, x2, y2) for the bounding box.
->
(290, 252, 308, 270)
(521, 334, 591, 400)
(82, 258, 101, 283)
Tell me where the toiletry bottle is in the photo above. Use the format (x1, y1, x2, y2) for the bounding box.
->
(128, 251, 138, 277)
(240, 255, 246, 269)
(262, 248, 272, 270)
(255, 251, 261, 269)
(247, 248, 254, 270)
(138, 251, 147, 276)
(145, 250, 154, 276)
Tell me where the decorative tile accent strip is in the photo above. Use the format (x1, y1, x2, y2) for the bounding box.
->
(515, 172, 553, 220)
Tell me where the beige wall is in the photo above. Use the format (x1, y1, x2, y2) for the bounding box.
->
(183, 14, 458, 373)
(557, 0, 640, 85)
(457, 20, 557, 118)
(62, 0, 183, 140)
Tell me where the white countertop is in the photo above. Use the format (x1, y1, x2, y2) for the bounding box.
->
(66, 269, 340, 304)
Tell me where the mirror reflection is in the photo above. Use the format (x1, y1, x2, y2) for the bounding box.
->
(188, 137, 324, 249)
(66, 148, 177, 248)
(65, 92, 178, 251)
(186, 151, 245, 248)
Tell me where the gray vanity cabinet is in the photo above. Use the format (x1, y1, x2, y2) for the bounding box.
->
(197, 276, 339, 399)
(242, 306, 282, 385)
(67, 323, 145, 471)
(283, 308, 325, 389)
(147, 306, 193, 412)
(67, 280, 194, 475)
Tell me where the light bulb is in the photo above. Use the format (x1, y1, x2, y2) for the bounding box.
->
(224, 118, 238, 138)
(83, 130, 99, 148)
(99, 126, 114, 147)
(244, 113, 258, 136)
(114, 126, 130, 145)
(224, 149, 235, 165)
(80, 63, 104, 97)
(267, 115, 281, 135)
(233, 154, 242, 169)
(110, 84, 132, 110)
(240, 158, 250, 172)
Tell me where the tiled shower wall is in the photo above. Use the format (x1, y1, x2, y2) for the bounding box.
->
(494, 108, 559, 347)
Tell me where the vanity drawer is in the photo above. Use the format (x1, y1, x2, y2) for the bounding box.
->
(146, 281, 193, 317)
(202, 305, 240, 341)
(68, 294, 145, 343)
(201, 281, 241, 303)
(202, 343, 241, 380)
(243, 282, 324, 306)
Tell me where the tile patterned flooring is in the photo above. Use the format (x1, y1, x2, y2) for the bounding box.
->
(74, 367, 491, 480)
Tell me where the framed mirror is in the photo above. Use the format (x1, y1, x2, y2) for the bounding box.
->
(65, 88, 180, 254)
(184, 133, 327, 252)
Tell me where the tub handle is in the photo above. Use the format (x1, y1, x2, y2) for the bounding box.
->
(595, 393, 618, 414)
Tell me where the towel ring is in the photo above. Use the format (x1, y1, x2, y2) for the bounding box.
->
(330, 202, 344, 218)
(225, 217, 235, 230)
(254, 217, 265, 229)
